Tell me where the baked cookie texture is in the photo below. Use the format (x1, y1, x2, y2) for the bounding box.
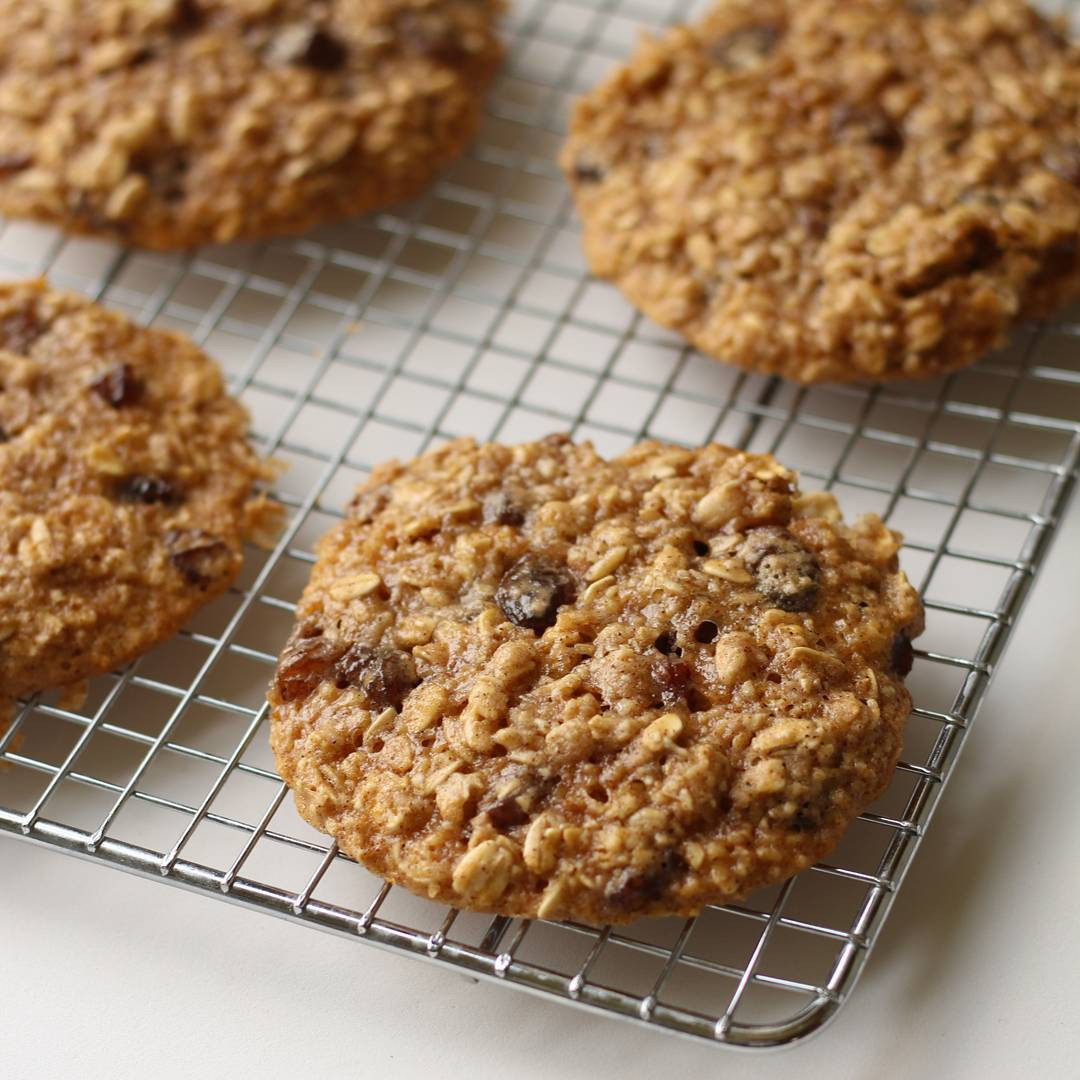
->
(270, 437, 924, 924)
(0, 0, 503, 249)
(561, 0, 1080, 384)
(0, 279, 273, 699)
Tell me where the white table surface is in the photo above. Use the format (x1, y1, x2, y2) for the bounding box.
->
(3, 495, 1078, 1080)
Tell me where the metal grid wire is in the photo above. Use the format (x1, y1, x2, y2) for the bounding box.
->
(2, 0, 1079, 1052)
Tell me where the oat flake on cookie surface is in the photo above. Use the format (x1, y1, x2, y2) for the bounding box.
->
(270, 436, 924, 924)
(561, 0, 1080, 384)
(0, 279, 274, 700)
(0, 0, 503, 250)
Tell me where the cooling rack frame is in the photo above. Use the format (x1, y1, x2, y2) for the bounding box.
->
(2, 0, 1079, 1052)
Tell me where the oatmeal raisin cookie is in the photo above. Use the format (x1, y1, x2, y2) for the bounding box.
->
(0, 0, 503, 248)
(0, 279, 273, 698)
(562, 0, 1080, 383)
(270, 436, 924, 924)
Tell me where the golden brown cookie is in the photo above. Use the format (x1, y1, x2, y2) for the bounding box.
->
(561, 0, 1080, 384)
(0, 279, 273, 699)
(269, 436, 924, 925)
(0, 0, 503, 249)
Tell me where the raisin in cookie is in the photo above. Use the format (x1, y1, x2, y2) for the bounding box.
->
(0, 1, 503, 249)
(0, 279, 273, 699)
(270, 436, 924, 925)
(561, 0, 1080, 384)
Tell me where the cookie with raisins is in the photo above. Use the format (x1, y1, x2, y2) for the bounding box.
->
(0, 279, 274, 698)
(562, 0, 1080, 383)
(0, 1, 503, 249)
(269, 436, 923, 924)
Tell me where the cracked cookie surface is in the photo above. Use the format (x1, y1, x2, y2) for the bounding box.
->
(270, 436, 924, 924)
(0, 279, 272, 699)
(561, 0, 1080, 384)
(0, 0, 503, 249)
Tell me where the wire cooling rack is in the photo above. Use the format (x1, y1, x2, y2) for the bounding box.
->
(2, 0, 1079, 1053)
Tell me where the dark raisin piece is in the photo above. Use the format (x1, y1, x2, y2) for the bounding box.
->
(396, 10, 466, 63)
(348, 484, 390, 525)
(898, 226, 1001, 298)
(0, 151, 32, 177)
(483, 491, 525, 527)
(0, 309, 46, 354)
(831, 104, 903, 152)
(301, 27, 348, 70)
(889, 631, 915, 677)
(694, 621, 719, 644)
(89, 363, 143, 408)
(962, 225, 1002, 269)
(573, 160, 606, 184)
(486, 796, 529, 831)
(334, 644, 418, 710)
(866, 118, 903, 152)
(541, 433, 572, 448)
(481, 767, 548, 827)
(606, 850, 688, 912)
(740, 527, 819, 612)
(113, 474, 182, 506)
(1044, 145, 1080, 188)
(170, 0, 203, 31)
(274, 635, 345, 703)
(165, 529, 231, 587)
(653, 657, 691, 707)
(133, 146, 189, 203)
(1034, 239, 1079, 285)
(0, 425, 8, 443)
(692, 539, 710, 557)
(963, 226, 1003, 270)
(653, 630, 679, 656)
(659, 848, 688, 876)
(790, 801, 819, 831)
(495, 555, 575, 633)
(266, 23, 348, 71)
(707, 24, 780, 69)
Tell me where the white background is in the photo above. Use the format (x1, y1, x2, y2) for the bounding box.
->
(3, 497, 1077, 1080)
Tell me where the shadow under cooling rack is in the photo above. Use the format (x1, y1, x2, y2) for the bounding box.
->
(2, 0, 1080, 1052)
